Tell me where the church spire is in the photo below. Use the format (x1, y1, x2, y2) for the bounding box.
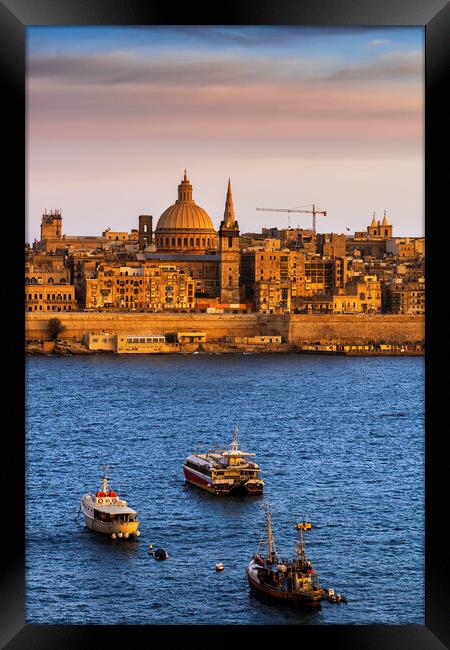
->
(223, 178, 236, 227)
(370, 212, 377, 228)
(382, 209, 389, 226)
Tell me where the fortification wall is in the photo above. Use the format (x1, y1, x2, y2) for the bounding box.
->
(25, 312, 290, 341)
(289, 314, 424, 344)
(25, 312, 424, 345)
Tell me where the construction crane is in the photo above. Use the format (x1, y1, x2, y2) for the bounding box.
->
(256, 204, 327, 234)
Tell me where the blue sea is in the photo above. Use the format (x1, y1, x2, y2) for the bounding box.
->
(25, 354, 424, 625)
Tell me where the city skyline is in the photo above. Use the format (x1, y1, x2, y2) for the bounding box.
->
(27, 26, 424, 242)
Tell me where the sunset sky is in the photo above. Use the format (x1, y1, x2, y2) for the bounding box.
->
(26, 26, 424, 242)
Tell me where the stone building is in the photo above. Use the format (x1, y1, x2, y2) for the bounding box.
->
(366, 211, 393, 238)
(218, 179, 241, 304)
(253, 280, 291, 313)
(347, 211, 394, 257)
(85, 263, 195, 311)
(25, 283, 76, 312)
(241, 246, 348, 313)
(317, 233, 347, 258)
(332, 275, 381, 313)
(25, 252, 77, 312)
(386, 237, 425, 259)
(138, 215, 153, 250)
(384, 279, 425, 314)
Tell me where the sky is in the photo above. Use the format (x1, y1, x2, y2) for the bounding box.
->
(26, 26, 424, 242)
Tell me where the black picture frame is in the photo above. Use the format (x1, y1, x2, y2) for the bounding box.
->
(3, 0, 449, 647)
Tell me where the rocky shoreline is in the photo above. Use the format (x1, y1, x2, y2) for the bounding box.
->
(25, 340, 95, 355)
(25, 339, 424, 356)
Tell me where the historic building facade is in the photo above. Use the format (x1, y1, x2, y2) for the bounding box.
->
(29, 173, 423, 317)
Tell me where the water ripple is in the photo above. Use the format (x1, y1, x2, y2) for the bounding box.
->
(25, 354, 424, 625)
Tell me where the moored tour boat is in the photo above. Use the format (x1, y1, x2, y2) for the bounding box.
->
(246, 506, 324, 606)
(183, 426, 264, 496)
(81, 465, 141, 540)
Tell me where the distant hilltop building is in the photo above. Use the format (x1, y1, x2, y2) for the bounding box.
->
(367, 211, 393, 238)
(347, 211, 394, 257)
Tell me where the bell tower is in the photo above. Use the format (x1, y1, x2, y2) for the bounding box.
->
(219, 179, 240, 304)
(138, 214, 153, 250)
(380, 210, 393, 238)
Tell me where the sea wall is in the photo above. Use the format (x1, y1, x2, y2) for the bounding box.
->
(25, 312, 289, 341)
(289, 314, 424, 344)
(25, 312, 424, 345)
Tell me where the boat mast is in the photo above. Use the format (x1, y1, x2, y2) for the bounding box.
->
(231, 424, 239, 452)
(294, 521, 311, 566)
(101, 464, 109, 493)
(266, 504, 277, 564)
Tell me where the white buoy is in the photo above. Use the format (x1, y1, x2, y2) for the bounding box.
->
(123, 532, 129, 539)
(215, 562, 225, 571)
(111, 533, 117, 540)
(135, 530, 141, 537)
(117, 532, 123, 538)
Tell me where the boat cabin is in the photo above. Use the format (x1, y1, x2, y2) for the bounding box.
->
(93, 509, 138, 524)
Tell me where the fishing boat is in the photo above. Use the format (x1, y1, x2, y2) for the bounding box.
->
(81, 465, 141, 540)
(183, 426, 264, 495)
(246, 506, 324, 606)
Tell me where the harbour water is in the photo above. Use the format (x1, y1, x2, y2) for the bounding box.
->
(25, 354, 424, 625)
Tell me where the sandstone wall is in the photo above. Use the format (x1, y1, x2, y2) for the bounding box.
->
(289, 314, 424, 344)
(25, 312, 290, 341)
(25, 312, 424, 345)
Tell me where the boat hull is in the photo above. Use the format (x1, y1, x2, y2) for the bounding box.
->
(246, 562, 323, 606)
(82, 513, 140, 535)
(183, 466, 263, 496)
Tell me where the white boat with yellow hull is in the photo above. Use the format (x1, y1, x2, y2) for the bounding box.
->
(81, 465, 141, 540)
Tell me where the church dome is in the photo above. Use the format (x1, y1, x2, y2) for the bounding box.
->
(155, 172, 217, 254)
(157, 202, 214, 231)
(156, 172, 215, 232)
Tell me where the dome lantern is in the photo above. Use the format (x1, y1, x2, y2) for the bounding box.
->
(177, 170, 193, 203)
